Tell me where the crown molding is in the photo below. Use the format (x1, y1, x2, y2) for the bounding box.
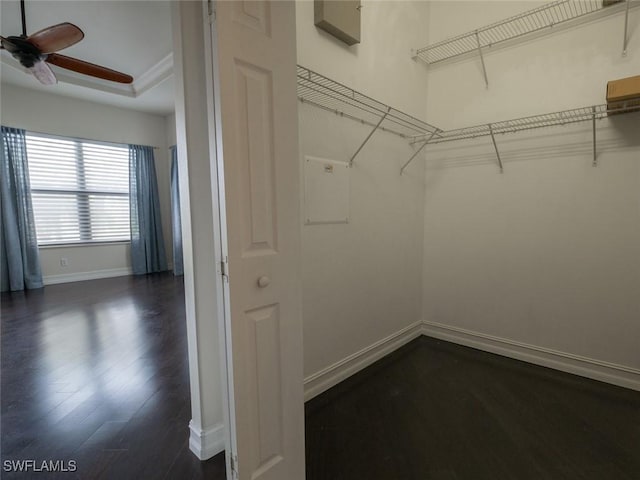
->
(1, 53, 174, 98)
(134, 53, 174, 96)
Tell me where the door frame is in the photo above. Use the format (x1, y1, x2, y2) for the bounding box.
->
(175, 2, 304, 478)
(201, 1, 237, 476)
(171, 0, 232, 470)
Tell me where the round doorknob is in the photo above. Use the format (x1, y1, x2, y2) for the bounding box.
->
(257, 276, 271, 288)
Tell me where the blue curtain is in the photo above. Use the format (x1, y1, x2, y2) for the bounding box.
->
(170, 146, 184, 276)
(1, 126, 43, 292)
(129, 144, 167, 275)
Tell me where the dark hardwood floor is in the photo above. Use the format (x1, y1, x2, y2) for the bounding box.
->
(1, 274, 225, 479)
(4, 275, 639, 479)
(306, 336, 640, 480)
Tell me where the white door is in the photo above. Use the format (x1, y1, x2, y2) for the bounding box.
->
(208, 1, 305, 479)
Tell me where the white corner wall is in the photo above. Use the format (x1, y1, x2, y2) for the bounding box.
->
(422, 2, 640, 388)
(296, 0, 430, 119)
(0, 83, 174, 284)
(296, 1, 430, 397)
(166, 112, 177, 147)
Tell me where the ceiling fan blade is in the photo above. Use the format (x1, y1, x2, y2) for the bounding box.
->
(27, 22, 84, 54)
(45, 53, 133, 84)
(1, 36, 15, 50)
(29, 59, 57, 85)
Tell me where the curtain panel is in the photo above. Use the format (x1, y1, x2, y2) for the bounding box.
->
(1, 126, 43, 292)
(129, 144, 167, 275)
(170, 146, 183, 276)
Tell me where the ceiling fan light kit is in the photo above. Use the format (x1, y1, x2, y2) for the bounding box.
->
(1, 0, 133, 86)
(29, 59, 56, 85)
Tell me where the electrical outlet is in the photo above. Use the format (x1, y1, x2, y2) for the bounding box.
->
(60, 257, 68, 267)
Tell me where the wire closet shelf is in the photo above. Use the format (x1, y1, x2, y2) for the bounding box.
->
(297, 65, 440, 139)
(419, 103, 640, 144)
(405, 102, 640, 174)
(414, 0, 634, 65)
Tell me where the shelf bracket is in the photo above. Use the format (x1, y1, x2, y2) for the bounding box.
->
(592, 106, 597, 167)
(349, 107, 391, 167)
(623, 0, 631, 56)
(400, 130, 438, 175)
(475, 31, 489, 89)
(488, 124, 504, 173)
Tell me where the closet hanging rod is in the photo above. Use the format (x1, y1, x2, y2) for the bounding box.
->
(413, 102, 640, 145)
(297, 65, 441, 139)
(413, 0, 638, 66)
(298, 97, 407, 138)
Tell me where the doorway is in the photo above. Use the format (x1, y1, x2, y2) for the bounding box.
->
(173, 1, 305, 479)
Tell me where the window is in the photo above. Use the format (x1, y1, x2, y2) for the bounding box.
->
(26, 133, 130, 246)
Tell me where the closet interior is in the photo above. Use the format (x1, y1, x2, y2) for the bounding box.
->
(297, 0, 640, 401)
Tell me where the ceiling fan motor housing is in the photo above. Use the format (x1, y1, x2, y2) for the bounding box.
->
(2, 35, 43, 68)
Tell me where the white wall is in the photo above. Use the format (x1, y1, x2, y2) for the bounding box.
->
(296, 0, 430, 118)
(166, 112, 177, 147)
(423, 2, 640, 380)
(299, 105, 426, 381)
(296, 1, 430, 389)
(0, 83, 174, 282)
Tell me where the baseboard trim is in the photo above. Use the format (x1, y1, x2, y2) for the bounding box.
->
(304, 321, 423, 401)
(422, 321, 640, 392)
(43, 267, 133, 285)
(189, 421, 224, 460)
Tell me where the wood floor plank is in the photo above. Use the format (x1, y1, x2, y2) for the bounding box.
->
(4, 274, 639, 479)
(305, 336, 640, 480)
(1, 274, 224, 480)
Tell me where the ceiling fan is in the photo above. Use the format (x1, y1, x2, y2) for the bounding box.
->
(0, 0, 133, 85)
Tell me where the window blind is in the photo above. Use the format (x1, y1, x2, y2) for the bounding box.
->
(25, 133, 130, 246)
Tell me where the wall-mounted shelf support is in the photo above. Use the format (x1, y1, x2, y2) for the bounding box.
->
(349, 107, 391, 167)
(623, 0, 631, 56)
(475, 31, 489, 88)
(488, 124, 504, 173)
(592, 106, 598, 167)
(400, 130, 439, 174)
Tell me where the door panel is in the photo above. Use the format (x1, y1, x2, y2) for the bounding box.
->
(210, 1, 304, 479)
(232, 1, 271, 36)
(246, 303, 283, 471)
(232, 61, 278, 256)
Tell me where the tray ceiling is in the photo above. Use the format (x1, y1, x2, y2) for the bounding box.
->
(0, 0, 175, 115)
